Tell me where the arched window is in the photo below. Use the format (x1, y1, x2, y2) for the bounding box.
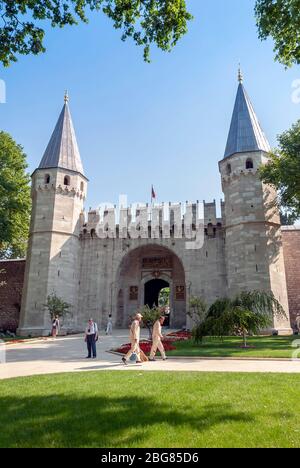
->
(45, 174, 50, 184)
(64, 175, 70, 186)
(246, 159, 254, 170)
(80, 182, 84, 192)
(226, 163, 232, 175)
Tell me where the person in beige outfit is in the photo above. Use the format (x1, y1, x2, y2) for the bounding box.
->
(122, 313, 143, 365)
(149, 316, 167, 361)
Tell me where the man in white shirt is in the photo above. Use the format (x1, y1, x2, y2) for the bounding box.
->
(149, 316, 167, 361)
(122, 313, 143, 365)
(85, 318, 98, 359)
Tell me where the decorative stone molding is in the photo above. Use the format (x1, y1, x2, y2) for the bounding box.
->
(35, 184, 85, 199)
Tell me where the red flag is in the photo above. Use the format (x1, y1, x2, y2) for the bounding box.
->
(151, 185, 156, 200)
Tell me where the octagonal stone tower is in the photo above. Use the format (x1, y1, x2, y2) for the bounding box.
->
(18, 94, 88, 336)
(219, 71, 291, 334)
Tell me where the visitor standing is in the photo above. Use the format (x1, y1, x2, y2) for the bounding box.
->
(106, 314, 113, 335)
(149, 316, 167, 361)
(122, 313, 143, 365)
(51, 316, 60, 338)
(85, 318, 99, 359)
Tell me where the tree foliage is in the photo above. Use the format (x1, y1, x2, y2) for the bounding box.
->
(256, 0, 300, 67)
(259, 120, 300, 220)
(187, 296, 207, 342)
(158, 287, 170, 307)
(44, 293, 72, 322)
(280, 210, 298, 226)
(195, 291, 286, 347)
(0, 131, 31, 259)
(2, 1, 300, 70)
(139, 304, 162, 339)
(0, 0, 193, 66)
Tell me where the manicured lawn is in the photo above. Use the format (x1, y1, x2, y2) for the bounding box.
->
(0, 371, 300, 448)
(167, 336, 297, 358)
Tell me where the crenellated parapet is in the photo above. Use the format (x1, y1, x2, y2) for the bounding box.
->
(80, 200, 225, 240)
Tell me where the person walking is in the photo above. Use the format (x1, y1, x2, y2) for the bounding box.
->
(122, 313, 143, 365)
(106, 314, 113, 335)
(51, 316, 60, 338)
(295, 315, 300, 334)
(149, 316, 167, 361)
(85, 318, 99, 359)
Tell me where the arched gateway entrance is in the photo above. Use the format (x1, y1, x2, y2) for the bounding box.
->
(144, 279, 169, 308)
(115, 245, 186, 328)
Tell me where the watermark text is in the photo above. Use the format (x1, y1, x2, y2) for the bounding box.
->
(291, 79, 300, 104)
(0, 79, 6, 104)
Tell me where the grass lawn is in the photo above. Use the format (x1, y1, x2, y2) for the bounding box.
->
(167, 336, 297, 358)
(0, 371, 300, 448)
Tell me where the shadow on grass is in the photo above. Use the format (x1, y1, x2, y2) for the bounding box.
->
(0, 394, 255, 448)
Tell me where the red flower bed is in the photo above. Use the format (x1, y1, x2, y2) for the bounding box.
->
(113, 331, 191, 355)
(165, 330, 192, 341)
(115, 340, 176, 355)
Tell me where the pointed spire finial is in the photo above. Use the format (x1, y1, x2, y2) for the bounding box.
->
(224, 71, 271, 159)
(238, 64, 243, 84)
(64, 90, 69, 104)
(39, 93, 84, 175)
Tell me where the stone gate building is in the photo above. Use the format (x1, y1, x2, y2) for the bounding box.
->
(17, 75, 296, 336)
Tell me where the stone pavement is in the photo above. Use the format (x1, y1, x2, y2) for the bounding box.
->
(0, 330, 300, 380)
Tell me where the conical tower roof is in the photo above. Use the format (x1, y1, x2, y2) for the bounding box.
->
(224, 73, 271, 159)
(39, 93, 84, 175)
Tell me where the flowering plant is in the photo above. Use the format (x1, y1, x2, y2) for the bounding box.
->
(115, 340, 176, 355)
(113, 330, 192, 355)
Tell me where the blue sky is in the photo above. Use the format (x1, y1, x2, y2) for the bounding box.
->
(0, 0, 299, 211)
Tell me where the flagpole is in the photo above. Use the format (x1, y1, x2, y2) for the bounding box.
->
(150, 185, 153, 223)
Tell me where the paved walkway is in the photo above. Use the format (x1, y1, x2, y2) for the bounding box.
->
(1, 331, 300, 380)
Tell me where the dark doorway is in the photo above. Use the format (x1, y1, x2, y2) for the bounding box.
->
(144, 279, 169, 308)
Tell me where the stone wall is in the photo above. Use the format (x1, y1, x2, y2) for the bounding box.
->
(0, 259, 26, 332)
(282, 227, 300, 328)
(18, 167, 85, 336)
(1, 227, 299, 334)
(78, 233, 227, 332)
(219, 151, 291, 333)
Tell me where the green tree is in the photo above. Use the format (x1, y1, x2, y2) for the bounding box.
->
(187, 296, 207, 343)
(158, 287, 170, 308)
(255, 0, 300, 67)
(139, 304, 161, 340)
(0, 132, 31, 259)
(255, 2, 300, 221)
(44, 293, 72, 322)
(0, 0, 193, 66)
(259, 121, 300, 220)
(280, 211, 298, 226)
(196, 291, 286, 347)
